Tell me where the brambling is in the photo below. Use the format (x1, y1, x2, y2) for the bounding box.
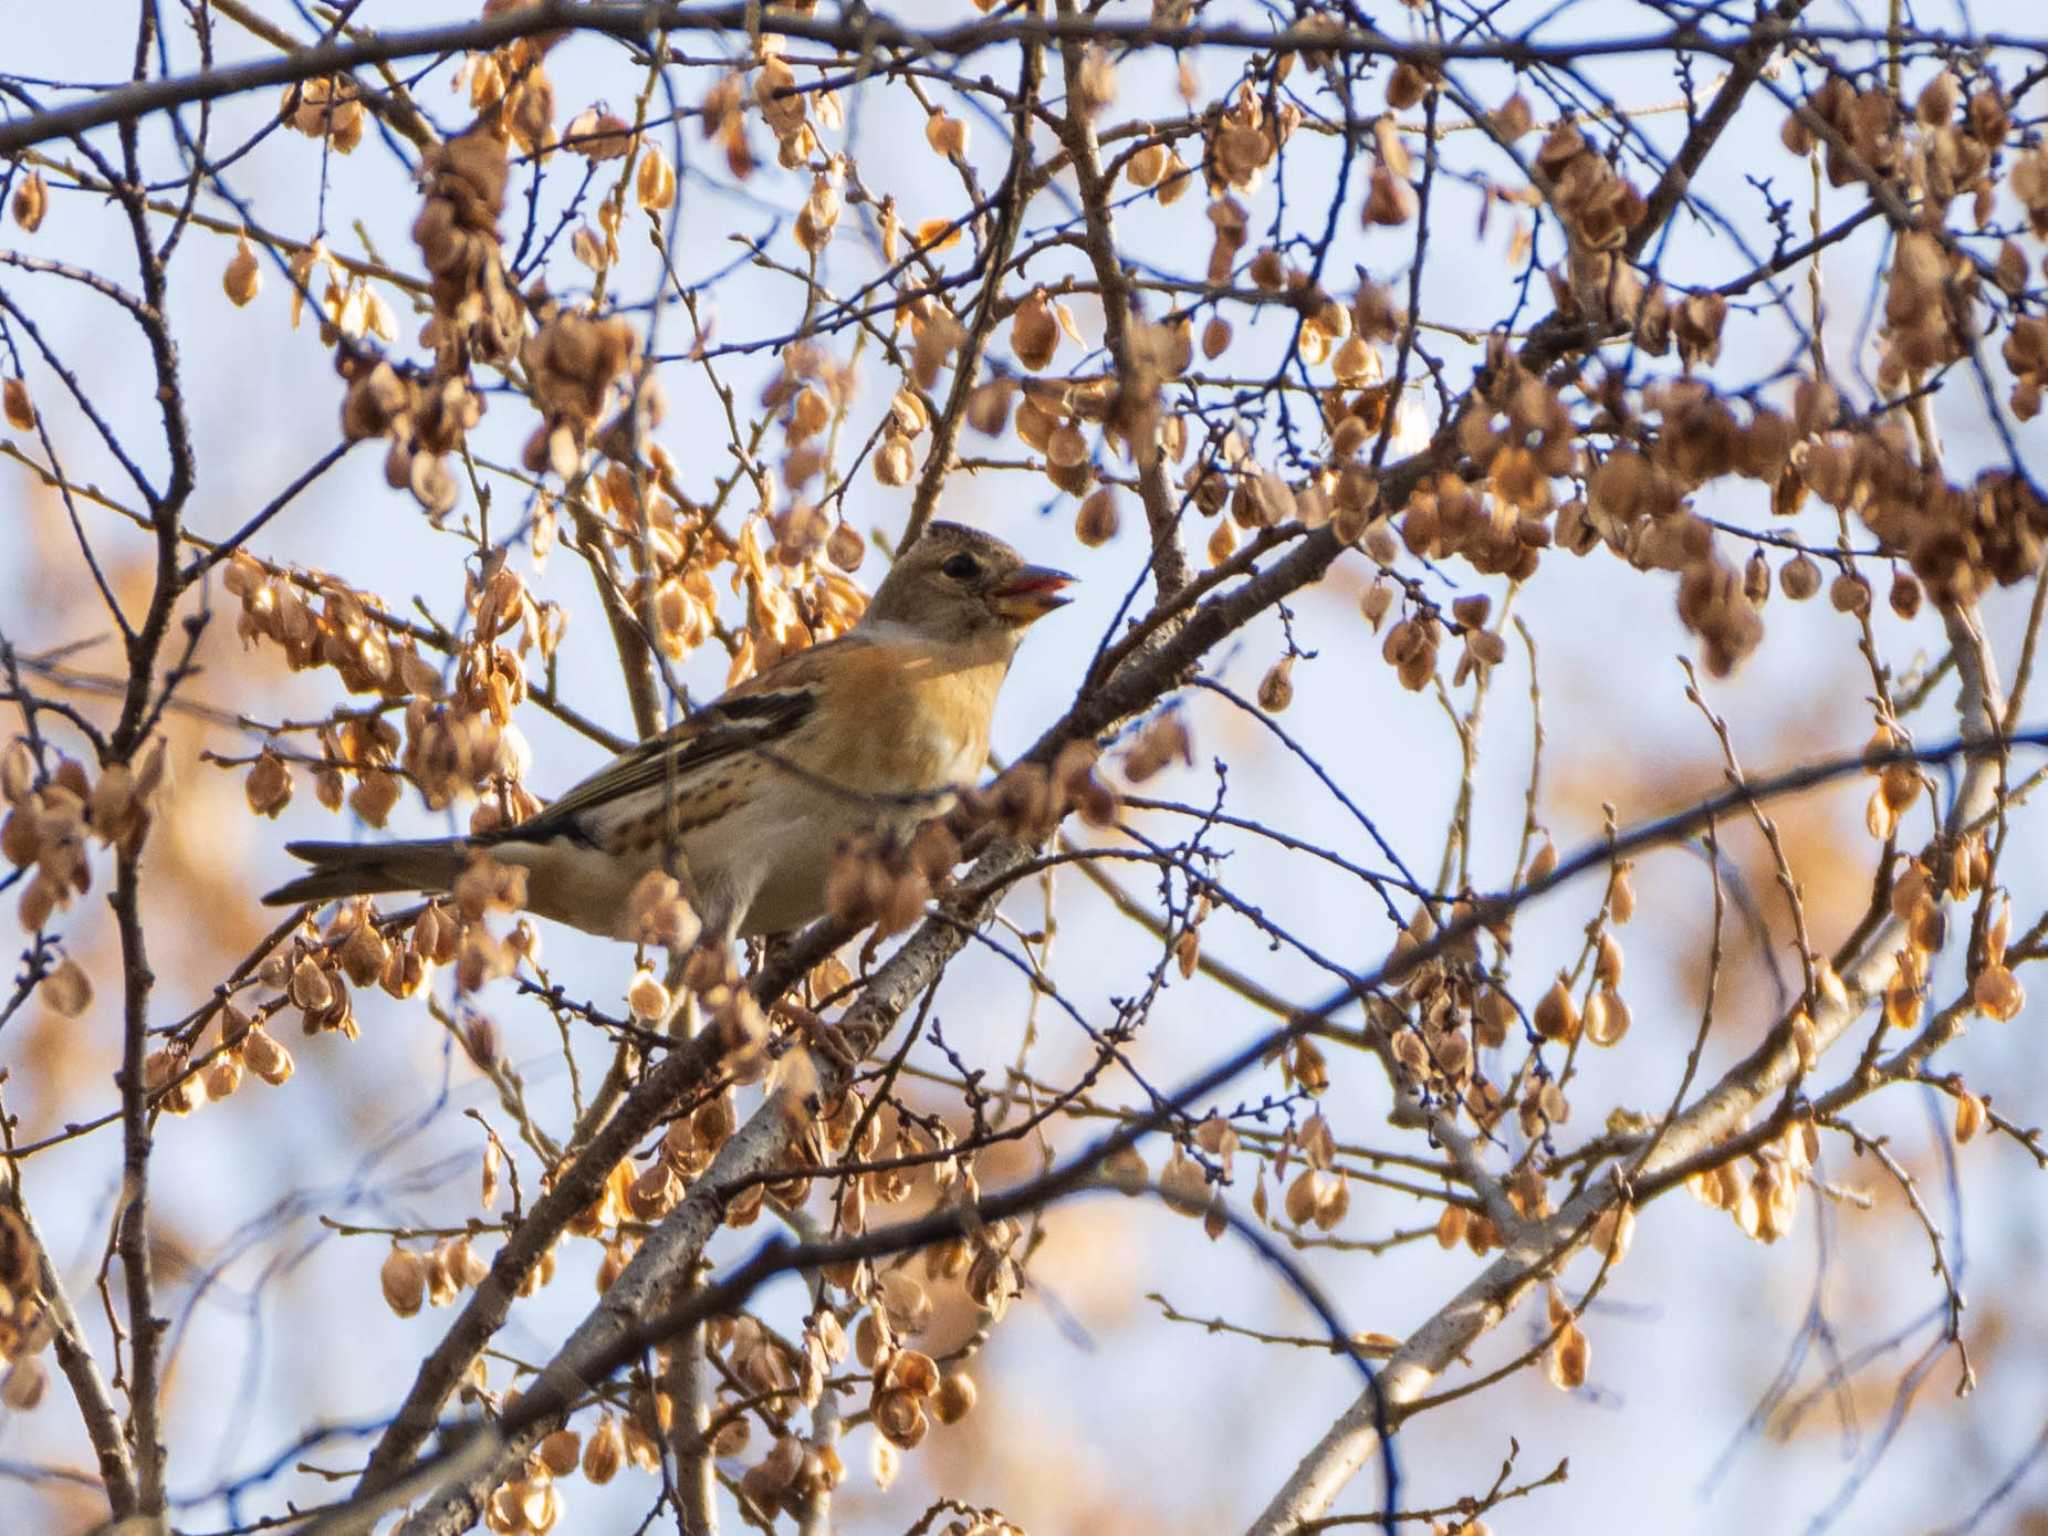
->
(264, 522, 1074, 943)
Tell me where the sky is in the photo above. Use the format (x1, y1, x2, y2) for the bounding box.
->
(2, 1, 2045, 1533)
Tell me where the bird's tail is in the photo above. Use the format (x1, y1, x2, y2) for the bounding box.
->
(263, 838, 472, 907)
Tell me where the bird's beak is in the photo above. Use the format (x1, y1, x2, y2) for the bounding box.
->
(990, 565, 1076, 625)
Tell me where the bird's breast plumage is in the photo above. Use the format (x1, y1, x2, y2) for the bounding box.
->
(809, 639, 1005, 796)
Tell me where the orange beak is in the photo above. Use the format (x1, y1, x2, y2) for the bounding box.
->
(990, 565, 1076, 625)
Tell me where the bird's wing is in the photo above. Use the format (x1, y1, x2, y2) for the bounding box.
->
(486, 636, 860, 845)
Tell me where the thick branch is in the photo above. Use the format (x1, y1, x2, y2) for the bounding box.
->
(109, 852, 167, 1514)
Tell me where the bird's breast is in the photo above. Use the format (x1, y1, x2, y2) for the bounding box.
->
(837, 653, 1004, 793)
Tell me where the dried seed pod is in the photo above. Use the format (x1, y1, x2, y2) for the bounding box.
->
(565, 107, 633, 160)
(1533, 975, 1580, 1043)
(1011, 290, 1060, 371)
(1594, 932, 1624, 988)
(11, 171, 48, 233)
(1473, 987, 1515, 1048)
(826, 520, 865, 571)
(42, 957, 92, 1017)
(1449, 593, 1491, 629)
(1988, 897, 2012, 967)
(1905, 897, 1948, 966)
(1101, 1141, 1148, 1195)
(537, 1427, 581, 1478)
(1290, 1035, 1329, 1095)
(1156, 147, 1193, 203)
(1049, 42, 1113, 117)
(583, 1413, 624, 1485)
(1879, 762, 1920, 815)
(636, 144, 677, 210)
(794, 172, 841, 254)
(288, 956, 335, 1015)
(1916, 69, 1961, 127)
(1385, 62, 1428, 110)
(1014, 395, 1056, 454)
(1312, 1170, 1350, 1230)
(877, 1268, 933, 1335)
(1583, 987, 1630, 1047)
(1744, 549, 1771, 607)
(626, 967, 671, 1022)
(242, 1025, 294, 1085)
(1283, 1166, 1320, 1226)
(1257, 656, 1296, 712)
(1075, 486, 1120, 547)
(1590, 1202, 1635, 1264)
(1362, 163, 1417, 225)
(143, 1046, 187, 1103)
(1953, 1089, 1985, 1144)
(1972, 964, 2023, 1022)
(1780, 553, 1822, 600)
(424, 1240, 464, 1307)
(1609, 865, 1636, 923)
(1, 739, 32, 805)
(381, 1246, 427, 1317)
(224, 236, 262, 307)
(872, 1390, 929, 1451)
(924, 111, 968, 157)
(788, 385, 832, 443)
(1786, 1006, 1819, 1073)
(1829, 569, 1872, 615)
(874, 432, 915, 487)
(595, 1236, 634, 1290)
(1546, 1322, 1589, 1391)
(3, 377, 35, 435)
(218, 1001, 252, 1047)
(338, 918, 390, 988)
(1159, 1147, 1208, 1214)
(204, 1051, 243, 1101)
(965, 378, 1013, 436)
(1046, 422, 1089, 469)
(448, 1234, 489, 1289)
(2, 1359, 46, 1411)
(244, 751, 293, 817)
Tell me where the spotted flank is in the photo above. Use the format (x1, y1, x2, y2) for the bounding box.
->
(600, 754, 772, 855)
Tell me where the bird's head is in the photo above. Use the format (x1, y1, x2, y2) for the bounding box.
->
(863, 522, 1075, 650)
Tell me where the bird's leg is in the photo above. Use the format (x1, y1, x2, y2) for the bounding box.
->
(678, 876, 748, 994)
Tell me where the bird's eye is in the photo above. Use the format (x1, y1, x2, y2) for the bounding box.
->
(941, 553, 981, 581)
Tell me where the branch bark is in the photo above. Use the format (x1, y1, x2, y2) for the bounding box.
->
(5, 1190, 137, 1516)
(0, 6, 1796, 161)
(1052, 0, 1190, 596)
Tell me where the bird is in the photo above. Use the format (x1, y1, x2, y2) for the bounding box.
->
(263, 522, 1074, 944)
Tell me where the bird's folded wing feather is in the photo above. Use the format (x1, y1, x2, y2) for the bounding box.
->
(487, 680, 821, 846)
